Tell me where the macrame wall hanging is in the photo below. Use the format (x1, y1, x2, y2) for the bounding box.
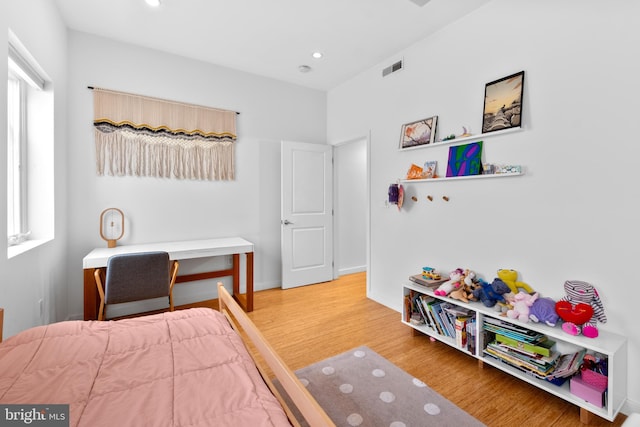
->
(92, 88, 237, 180)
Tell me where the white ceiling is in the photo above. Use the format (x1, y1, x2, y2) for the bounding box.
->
(54, 0, 491, 91)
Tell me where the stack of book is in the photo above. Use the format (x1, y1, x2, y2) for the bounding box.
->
(483, 317, 560, 379)
(408, 274, 446, 288)
(406, 290, 473, 349)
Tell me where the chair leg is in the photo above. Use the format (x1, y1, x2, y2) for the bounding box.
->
(98, 303, 105, 321)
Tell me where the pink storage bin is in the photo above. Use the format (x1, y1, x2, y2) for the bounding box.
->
(581, 369, 608, 390)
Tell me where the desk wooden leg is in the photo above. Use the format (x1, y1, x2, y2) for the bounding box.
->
(231, 252, 254, 312)
(83, 268, 99, 320)
(232, 254, 240, 297)
(246, 252, 254, 312)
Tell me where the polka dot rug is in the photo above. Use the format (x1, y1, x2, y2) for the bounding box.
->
(279, 346, 485, 426)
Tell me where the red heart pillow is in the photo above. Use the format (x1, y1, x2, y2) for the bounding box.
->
(555, 301, 594, 325)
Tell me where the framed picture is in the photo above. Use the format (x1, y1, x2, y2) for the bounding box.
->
(446, 141, 483, 177)
(482, 71, 524, 133)
(399, 116, 438, 149)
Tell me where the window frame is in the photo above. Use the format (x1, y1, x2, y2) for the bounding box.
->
(7, 62, 29, 245)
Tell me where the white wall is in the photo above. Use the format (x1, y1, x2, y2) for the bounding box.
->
(334, 138, 367, 275)
(65, 31, 327, 318)
(0, 0, 69, 338)
(328, 0, 640, 414)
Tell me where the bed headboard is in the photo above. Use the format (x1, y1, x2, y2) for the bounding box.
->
(0, 308, 4, 343)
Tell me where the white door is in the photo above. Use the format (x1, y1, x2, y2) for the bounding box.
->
(281, 141, 333, 289)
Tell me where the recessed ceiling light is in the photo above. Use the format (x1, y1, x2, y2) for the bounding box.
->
(298, 65, 312, 73)
(145, 0, 161, 7)
(312, 52, 323, 59)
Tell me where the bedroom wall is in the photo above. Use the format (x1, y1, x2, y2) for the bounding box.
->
(65, 31, 327, 318)
(327, 0, 640, 414)
(0, 0, 69, 337)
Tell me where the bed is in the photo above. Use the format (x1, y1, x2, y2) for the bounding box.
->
(0, 284, 335, 427)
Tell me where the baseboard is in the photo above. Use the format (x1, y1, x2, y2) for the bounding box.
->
(338, 265, 366, 276)
(623, 399, 640, 417)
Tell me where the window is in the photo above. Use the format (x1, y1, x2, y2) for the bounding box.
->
(6, 32, 53, 254)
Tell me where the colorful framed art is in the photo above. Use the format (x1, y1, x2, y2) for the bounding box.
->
(399, 116, 438, 149)
(482, 71, 524, 133)
(446, 141, 483, 177)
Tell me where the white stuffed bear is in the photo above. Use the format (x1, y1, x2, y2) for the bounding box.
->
(434, 268, 464, 297)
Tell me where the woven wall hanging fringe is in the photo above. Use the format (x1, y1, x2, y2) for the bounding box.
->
(92, 88, 237, 180)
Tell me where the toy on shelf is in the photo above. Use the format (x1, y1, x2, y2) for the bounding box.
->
(497, 269, 535, 294)
(555, 280, 607, 338)
(459, 126, 472, 138)
(506, 291, 539, 322)
(422, 266, 441, 280)
(529, 297, 560, 327)
(472, 278, 511, 307)
(433, 268, 464, 297)
(449, 269, 478, 304)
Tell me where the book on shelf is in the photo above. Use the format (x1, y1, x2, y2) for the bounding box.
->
(466, 318, 477, 354)
(409, 274, 447, 289)
(494, 333, 555, 357)
(404, 294, 412, 323)
(483, 317, 545, 343)
(547, 349, 587, 380)
(484, 344, 556, 378)
(426, 299, 447, 337)
(455, 316, 472, 349)
(419, 295, 438, 331)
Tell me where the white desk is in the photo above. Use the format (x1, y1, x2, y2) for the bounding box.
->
(83, 237, 254, 319)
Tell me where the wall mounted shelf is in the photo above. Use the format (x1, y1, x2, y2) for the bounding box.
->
(398, 126, 523, 151)
(400, 171, 523, 184)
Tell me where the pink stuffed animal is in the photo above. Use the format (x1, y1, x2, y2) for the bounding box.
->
(434, 268, 464, 297)
(506, 291, 539, 322)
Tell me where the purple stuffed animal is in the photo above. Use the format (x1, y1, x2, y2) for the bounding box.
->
(529, 297, 559, 327)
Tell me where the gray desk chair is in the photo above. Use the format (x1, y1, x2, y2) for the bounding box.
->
(94, 251, 179, 321)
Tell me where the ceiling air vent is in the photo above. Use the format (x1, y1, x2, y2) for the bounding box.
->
(382, 59, 404, 77)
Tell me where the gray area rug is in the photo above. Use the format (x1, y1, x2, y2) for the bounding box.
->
(280, 346, 485, 427)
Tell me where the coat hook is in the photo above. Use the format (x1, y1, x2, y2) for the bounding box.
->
(442, 196, 450, 202)
(411, 196, 418, 202)
(426, 195, 433, 201)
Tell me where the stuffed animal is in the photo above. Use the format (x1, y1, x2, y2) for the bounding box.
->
(434, 268, 464, 297)
(529, 297, 560, 327)
(506, 291, 539, 322)
(497, 269, 534, 294)
(472, 278, 511, 307)
(555, 280, 607, 338)
(449, 269, 479, 303)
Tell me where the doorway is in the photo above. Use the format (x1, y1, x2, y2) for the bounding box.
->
(333, 136, 368, 278)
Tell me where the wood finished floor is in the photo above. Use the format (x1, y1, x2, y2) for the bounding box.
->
(190, 272, 627, 427)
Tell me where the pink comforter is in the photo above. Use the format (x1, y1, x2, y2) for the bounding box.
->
(0, 308, 291, 427)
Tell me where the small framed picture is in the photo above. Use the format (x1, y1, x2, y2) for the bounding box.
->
(423, 160, 437, 179)
(482, 71, 524, 133)
(399, 116, 438, 149)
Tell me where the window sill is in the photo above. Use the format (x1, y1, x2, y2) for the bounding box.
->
(7, 238, 52, 259)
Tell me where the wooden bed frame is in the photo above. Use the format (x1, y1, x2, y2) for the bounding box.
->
(217, 283, 335, 427)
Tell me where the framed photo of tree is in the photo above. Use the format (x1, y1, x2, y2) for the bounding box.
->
(399, 116, 438, 149)
(482, 71, 524, 133)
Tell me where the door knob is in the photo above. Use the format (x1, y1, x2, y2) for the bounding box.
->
(282, 219, 294, 225)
